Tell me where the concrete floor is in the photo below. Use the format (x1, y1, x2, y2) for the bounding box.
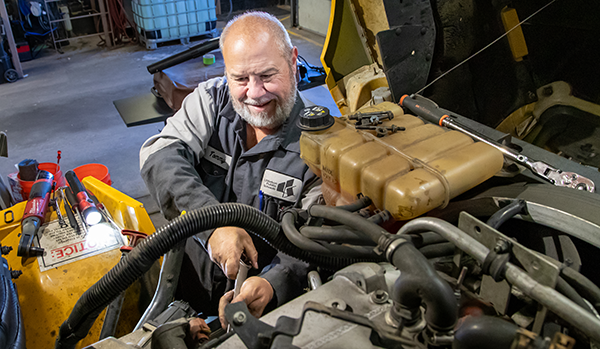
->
(0, 6, 335, 228)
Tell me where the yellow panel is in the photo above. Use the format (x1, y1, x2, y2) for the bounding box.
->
(321, 0, 373, 89)
(82, 176, 155, 234)
(321, 0, 390, 113)
(501, 7, 529, 62)
(352, 0, 389, 66)
(0, 179, 157, 348)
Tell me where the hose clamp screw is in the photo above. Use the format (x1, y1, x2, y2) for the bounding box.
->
(232, 311, 247, 326)
(371, 289, 389, 304)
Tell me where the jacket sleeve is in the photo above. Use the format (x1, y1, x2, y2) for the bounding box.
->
(139, 77, 225, 229)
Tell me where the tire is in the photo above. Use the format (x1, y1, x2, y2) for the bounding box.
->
(4, 69, 18, 83)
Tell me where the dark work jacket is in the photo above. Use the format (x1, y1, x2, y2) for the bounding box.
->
(140, 77, 315, 307)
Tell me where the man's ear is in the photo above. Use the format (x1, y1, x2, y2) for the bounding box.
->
(291, 47, 298, 69)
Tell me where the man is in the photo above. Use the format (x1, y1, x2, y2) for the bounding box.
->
(139, 11, 316, 327)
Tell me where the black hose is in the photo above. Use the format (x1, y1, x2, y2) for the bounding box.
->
(390, 241, 457, 332)
(146, 37, 219, 73)
(366, 210, 390, 225)
(486, 199, 527, 229)
(487, 200, 600, 313)
(307, 205, 458, 332)
(561, 266, 600, 312)
(556, 277, 596, 314)
(281, 212, 383, 259)
(409, 232, 447, 248)
(335, 196, 372, 212)
(418, 242, 455, 259)
(299, 225, 375, 245)
(309, 205, 389, 244)
(55, 203, 373, 349)
(453, 316, 545, 349)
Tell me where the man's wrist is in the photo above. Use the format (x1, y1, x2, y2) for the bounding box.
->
(193, 228, 217, 251)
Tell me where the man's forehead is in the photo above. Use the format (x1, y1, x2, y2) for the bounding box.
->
(224, 27, 271, 50)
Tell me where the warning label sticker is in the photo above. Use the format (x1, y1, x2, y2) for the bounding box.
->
(34, 215, 124, 272)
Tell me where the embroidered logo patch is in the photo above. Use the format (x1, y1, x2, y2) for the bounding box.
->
(204, 145, 232, 170)
(260, 169, 303, 203)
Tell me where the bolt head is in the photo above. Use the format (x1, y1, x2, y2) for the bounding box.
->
(371, 289, 389, 304)
(232, 311, 247, 326)
(564, 258, 573, 266)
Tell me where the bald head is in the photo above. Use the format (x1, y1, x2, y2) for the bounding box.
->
(219, 11, 294, 62)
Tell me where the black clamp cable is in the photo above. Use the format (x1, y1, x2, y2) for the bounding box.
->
(482, 240, 512, 282)
(379, 235, 413, 261)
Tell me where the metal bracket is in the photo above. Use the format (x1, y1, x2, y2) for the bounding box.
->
(224, 301, 415, 349)
(458, 212, 562, 333)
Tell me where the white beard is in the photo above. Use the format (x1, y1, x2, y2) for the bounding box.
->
(230, 73, 297, 129)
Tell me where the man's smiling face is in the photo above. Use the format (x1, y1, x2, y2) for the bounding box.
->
(223, 30, 298, 130)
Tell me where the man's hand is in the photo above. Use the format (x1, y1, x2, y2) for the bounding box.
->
(188, 317, 211, 344)
(218, 277, 274, 329)
(207, 227, 259, 279)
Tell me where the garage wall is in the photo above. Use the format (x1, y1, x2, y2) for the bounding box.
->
(298, 0, 331, 36)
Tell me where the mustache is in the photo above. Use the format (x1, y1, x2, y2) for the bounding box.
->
(243, 97, 275, 106)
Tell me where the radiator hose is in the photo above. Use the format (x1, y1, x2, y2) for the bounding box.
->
(55, 203, 372, 349)
(453, 316, 547, 349)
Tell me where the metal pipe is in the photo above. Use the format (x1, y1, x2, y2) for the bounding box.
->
(397, 217, 600, 341)
(504, 265, 600, 340)
(397, 218, 488, 262)
(134, 242, 185, 331)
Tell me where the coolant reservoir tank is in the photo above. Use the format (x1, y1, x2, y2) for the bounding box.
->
(299, 102, 504, 220)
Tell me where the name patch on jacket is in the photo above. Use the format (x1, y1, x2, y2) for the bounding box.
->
(260, 170, 303, 203)
(203, 145, 232, 170)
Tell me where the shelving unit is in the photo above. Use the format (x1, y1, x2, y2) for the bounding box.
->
(43, 0, 113, 51)
(0, 0, 23, 80)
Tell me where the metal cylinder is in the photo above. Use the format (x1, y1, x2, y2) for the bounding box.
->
(308, 270, 322, 290)
(233, 260, 251, 298)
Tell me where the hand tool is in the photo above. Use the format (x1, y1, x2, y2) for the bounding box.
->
(60, 187, 80, 233)
(49, 183, 67, 228)
(227, 258, 252, 333)
(65, 170, 103, 226)
(17, 170, 53, 258)
(400, 94, 596, 192)
(233, 259, 251, 299)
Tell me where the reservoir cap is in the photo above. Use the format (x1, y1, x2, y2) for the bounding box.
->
(298, 106, 334, 131)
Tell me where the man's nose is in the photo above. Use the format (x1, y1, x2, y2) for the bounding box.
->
(246, 77, 266, 100)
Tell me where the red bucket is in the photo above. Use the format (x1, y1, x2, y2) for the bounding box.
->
(73, 163, 112, 186)
(18, 162, 66, 199)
